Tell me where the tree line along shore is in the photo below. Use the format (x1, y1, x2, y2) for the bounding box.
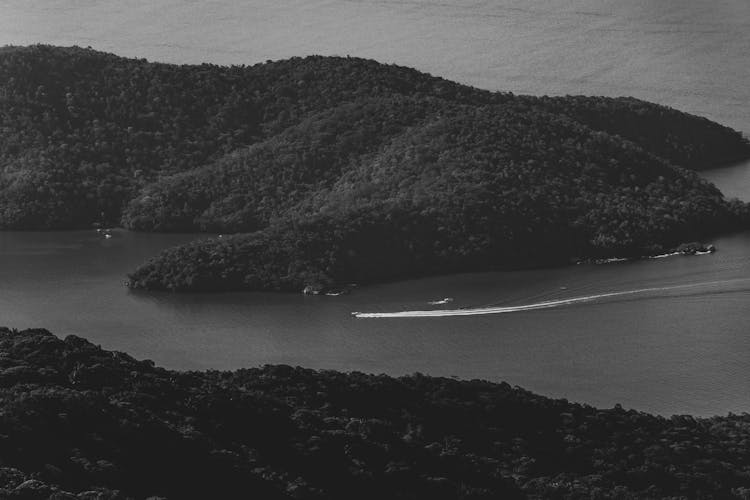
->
(1, 327, 750, 499)
(0, 45, 749, 292)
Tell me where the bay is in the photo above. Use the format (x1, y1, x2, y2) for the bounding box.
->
(0, 160, 747, 417)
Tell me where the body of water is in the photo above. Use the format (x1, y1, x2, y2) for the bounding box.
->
(1, 0, 749, 134)
(0, 159, 748, 417)
(0, 0, 749, 416)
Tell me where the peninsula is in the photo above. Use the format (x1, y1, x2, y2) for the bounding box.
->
(1, 45, 748, 292)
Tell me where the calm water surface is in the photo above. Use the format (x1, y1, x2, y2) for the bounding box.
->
(0, 0, 749, 416)
(2, 0, 750, 133)
(0, 160, 747, 417)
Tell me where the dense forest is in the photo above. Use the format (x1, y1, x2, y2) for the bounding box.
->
(1, 45, 749, 291)
(1, 327, 750, 499)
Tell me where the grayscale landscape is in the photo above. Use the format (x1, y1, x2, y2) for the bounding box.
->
(0, 1, 749, 498)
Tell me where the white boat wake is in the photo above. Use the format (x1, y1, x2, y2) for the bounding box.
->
(353, 279, 748, 318)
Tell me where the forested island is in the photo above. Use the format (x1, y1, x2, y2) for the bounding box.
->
(1, 45, 750, 292)
(1, 327, 749, 499)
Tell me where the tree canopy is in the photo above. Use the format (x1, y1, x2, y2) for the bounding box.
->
(1, 45, 749, 291)
(2, 328, 750, 499)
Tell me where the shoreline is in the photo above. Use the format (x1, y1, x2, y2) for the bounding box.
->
(1, 327, 749, 498)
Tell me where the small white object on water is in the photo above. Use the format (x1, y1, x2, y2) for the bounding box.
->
(428, 297, 453, 305)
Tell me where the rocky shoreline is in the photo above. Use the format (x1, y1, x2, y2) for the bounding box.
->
(578, 241, 717, 266)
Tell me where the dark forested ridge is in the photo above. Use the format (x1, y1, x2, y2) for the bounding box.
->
(1, 327, 750, 499)
(2, 45, 750, 291)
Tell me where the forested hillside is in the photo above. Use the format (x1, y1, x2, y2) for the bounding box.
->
(126, 102, 750, 292)
(1, 45, 749, 291)
(2, 327, 750, 499)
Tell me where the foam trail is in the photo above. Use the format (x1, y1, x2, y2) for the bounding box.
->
(353, 279, 748, 318)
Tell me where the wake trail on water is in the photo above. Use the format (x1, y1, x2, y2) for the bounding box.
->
(353, 278, 750, 318)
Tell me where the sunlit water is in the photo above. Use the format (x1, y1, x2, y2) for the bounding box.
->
(0, 0, 749, 416)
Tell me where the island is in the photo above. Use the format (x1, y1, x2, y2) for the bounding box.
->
(1, 45, 749, 293)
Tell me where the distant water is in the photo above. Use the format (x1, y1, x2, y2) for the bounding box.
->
(1, 0, 749, 134)
(1, 0, 750, 417)
(703, 159, 750, 201)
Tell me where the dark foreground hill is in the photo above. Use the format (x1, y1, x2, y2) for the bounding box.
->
(1, 45, 750, 291)
(1, 327, 750, 499)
